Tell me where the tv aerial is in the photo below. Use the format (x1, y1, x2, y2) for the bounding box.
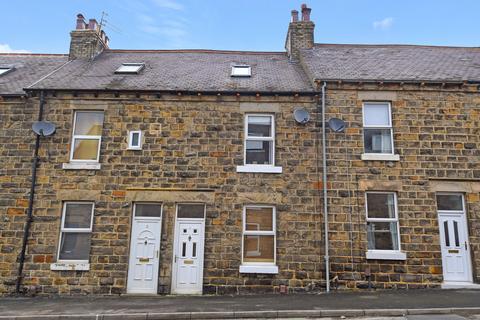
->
(32, 121, 56, 136)
(293, 107, 310, 124)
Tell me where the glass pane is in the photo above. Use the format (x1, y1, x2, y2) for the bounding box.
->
(135, 204, 162, 217)
(246, 140, 272, 165)
(453, 221, 460, 247)
(72, 139, 99, 160)
(366, 193, 396, 219)
(177, 204, 205, 218)
(364, 104, 390, 126)
(59, 233, 91, 260)
(243, 235, 274, 263)
(192, 242, 197, 257)
(247, 116, 272, 137)
(64, 203, 93, 228)
(364, 129, 392, 154)
(74, 112, 104, 135)
(245, 207, 273, 231)
(232, 66, 250, 76)
(367, 222, 399, 250)
(436, 194, 463, 211)
(131, 132, 140, 146)
(116, 64, 143, 73)
(181, 242, 186, 257)
(444, 221, 450, 247)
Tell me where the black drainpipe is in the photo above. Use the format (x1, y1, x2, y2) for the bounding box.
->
(15, 90, 45, 294)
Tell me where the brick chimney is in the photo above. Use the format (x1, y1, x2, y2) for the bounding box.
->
(285, 4, 314, 61)
(69, 13, 109, 60)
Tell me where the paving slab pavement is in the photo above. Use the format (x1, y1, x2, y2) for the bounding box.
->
(0, 289, 478, 319)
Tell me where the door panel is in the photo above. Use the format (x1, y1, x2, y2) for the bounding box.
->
(172, 220, 205, 294)
(127, 219, 161, 293)
(438, 214, 471, 282)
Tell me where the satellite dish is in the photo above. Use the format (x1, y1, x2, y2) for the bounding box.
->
(293, 108, 310, 124)
(328, 118, 346, 133)
(32, 121, 56, 136)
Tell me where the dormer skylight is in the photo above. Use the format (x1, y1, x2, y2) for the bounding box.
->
(115, 63, 145, 74)
(0, 67, 14, 76)
(231, 65, 251, 77)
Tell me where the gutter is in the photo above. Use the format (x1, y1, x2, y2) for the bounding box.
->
(15, 90, 45, 294)
(320, 82, 330, 293)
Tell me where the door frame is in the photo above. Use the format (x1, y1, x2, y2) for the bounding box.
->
(437, 193, 473, 284)
(126, 202, 163, 294)
(171, 203, 206, 295)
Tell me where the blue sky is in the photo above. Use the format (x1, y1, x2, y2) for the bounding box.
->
(0, 0, 479, 53)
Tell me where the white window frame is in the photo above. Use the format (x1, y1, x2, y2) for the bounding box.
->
(128, 130, 143, 150)
(69, 111, 103, 163)
(237, 114, 282, 173)
(240, 205, 278, 274)
(56, 202, 94, 264)
(365, 192, 406, 260)
(231, 65, 251, 77)
(362, 102, 397, 159)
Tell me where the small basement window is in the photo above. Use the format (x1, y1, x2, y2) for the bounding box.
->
(115, 63, 145, 74)
(0, 67, 13, 76)
(231, 65, 251, 77)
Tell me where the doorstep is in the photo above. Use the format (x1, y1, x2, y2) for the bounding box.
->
(442, 282, 480, 289)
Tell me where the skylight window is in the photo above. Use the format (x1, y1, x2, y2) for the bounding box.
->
(115, 63, 145, 74)
(0, 67, 13, 76)
(231, 65, 251, 77)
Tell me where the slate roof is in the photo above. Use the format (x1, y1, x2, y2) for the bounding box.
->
(300, 44, 480, 83)
(0, 54, 68, 95)
(29, 50, 313, 93)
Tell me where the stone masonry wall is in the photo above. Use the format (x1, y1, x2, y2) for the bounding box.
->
(1, 84, 479, 296)
(0, 93, 324, 295)
(323, 83, 480, 289)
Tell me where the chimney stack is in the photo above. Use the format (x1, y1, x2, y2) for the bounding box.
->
(301, 4, 311, 22)
(69, 13, 109, 60)
(285, 4, 314, 61)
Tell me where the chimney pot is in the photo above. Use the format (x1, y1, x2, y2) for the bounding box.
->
(88, 19, 98, 31)
(76, 13, 86, 30)
(291, 10, 299, 22)
(301, 4, 311, 22)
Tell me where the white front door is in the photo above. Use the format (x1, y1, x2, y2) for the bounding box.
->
(127, 203, 162, 294)
(437, 194, 472, 283)
(172, 203, 206, 294)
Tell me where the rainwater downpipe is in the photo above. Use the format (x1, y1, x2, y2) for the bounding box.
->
(321, 81, 330, 293)
(15, 90, 45, 294)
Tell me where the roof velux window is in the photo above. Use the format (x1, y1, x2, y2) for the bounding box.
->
(0, 67, 14, 76)
(115, 63, 145, 74)
(231, 65, 251, 77)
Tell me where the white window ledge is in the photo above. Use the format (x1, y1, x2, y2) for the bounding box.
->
(361, 153, 400, 161)
(366, 250, 406, 261)
(62, 163, 101, 170)
(50, 262, 90, 271)
(239, 265, 279, 274)
(236, 165, 283, 174)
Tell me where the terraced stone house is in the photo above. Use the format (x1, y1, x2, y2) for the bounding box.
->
(1, 4, 479, 295)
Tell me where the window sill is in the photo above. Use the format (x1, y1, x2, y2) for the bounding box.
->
(236, 165, 283, 174)
(366, 250, 406, 261)
(50, 262, 90, 271)
(127, 148, 142, 151)
(62, 162, 101, 170)
(361, 154, 400, 161)
(239, 265, 279, 274)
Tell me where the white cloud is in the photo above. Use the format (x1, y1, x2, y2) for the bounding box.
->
(373, 17, 394, 30)
(152, 0, 184, 10)
(0, 44, 30, 53)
